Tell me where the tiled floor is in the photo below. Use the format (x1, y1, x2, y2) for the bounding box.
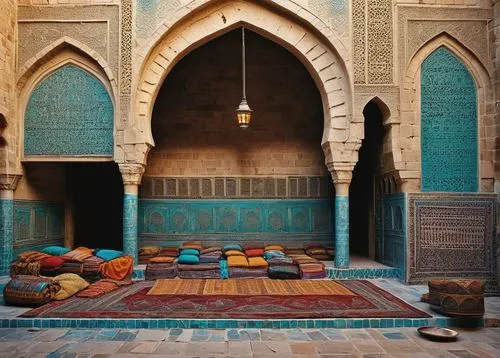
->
(0, 327, 498, 357)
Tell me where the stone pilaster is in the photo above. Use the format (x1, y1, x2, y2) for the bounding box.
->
(118, 164, 144, 264)
(0, 174, 21, 276)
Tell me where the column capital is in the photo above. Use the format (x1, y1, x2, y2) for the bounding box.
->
(329, 164, 354, 185)
(0, 174, 22, 191)
(118, 163, 145, 186)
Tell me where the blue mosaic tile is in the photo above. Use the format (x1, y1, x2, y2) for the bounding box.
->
(334, 196, 349, 267)
(0, 199, 13, 276)
(123, 194, 139, 264)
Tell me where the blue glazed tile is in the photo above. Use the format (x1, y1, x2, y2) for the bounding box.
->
(362, 319, 370, 328)
(404, 319, 413, 328)
(298, 321, 306, 328)
(306, 320, 314, 328)
(352, 320, 363, 329)
(370, 320, 380, 328)
(395, 319, 404, 328)
(281, 321, 290, 329)
(263, 321, 273, 329)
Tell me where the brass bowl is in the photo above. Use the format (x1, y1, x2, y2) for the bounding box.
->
(417, 326, 459, 341)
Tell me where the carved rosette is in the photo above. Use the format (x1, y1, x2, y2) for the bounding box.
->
(118, 163, 145, 186)
(0, 174, 22, 191)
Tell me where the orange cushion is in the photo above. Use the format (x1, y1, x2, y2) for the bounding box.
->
(227, 256, 249, 268)
(225, 250, 245, 257)
(248, 257, 268, 268)
(245, 249, 264, 257)
(265, 245, 284, 252)
(149, 256, 175, 264)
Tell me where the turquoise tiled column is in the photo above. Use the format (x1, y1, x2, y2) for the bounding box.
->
(123, 190, 139, 264)
(335, 195, 349, 268)
(0, 191, 14, 276)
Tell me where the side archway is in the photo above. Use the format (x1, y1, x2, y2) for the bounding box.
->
(400, 33, 494, 192)
(132, 0, 352, 170)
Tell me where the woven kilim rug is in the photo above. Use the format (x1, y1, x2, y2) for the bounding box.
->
(148, 278, 354, 296)
(21, 280, 430, 319)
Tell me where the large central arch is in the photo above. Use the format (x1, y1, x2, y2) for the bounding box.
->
(132, 0, 353, 170)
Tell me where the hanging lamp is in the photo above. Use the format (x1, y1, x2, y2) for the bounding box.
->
(236, 27, 252, 129)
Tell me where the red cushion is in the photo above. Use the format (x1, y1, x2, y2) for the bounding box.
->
(245, 248, 264, 257)
(40, 256, 66, 269)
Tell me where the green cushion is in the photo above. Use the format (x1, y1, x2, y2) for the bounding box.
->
(41, 246, 71, 256)
(223, 244, 242, 252)
(180, 248, 199, 256)
(95, 249, 123, 262)
(178, 254, 199, 265)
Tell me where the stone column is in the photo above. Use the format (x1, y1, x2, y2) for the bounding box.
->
(0, 174, 21, 276)
(119, 164, 145, 264)
(332, 169, 353, 268)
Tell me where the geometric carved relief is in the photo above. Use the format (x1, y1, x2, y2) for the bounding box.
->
(18, 21, 108, 69)
(420, 48, 478, 192)
(366, 0, 393, 84)
(136, 0, 182, 40)
(120, 0, 133, 96)
(352, 0, 366, 83)
(18, 5, 119, 77)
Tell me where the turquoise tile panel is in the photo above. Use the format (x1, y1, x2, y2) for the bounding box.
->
(334, 196, 349, 267)
(421, 47, 478, 192)
(0, 199, 13, 276)
(24, 64, 113, 156)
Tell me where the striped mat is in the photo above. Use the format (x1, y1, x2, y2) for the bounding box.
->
(147, 278, 355, 296)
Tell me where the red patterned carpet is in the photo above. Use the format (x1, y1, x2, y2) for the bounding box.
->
(21, 280, 430, 319)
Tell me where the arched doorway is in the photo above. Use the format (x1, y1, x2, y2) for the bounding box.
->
(349, 100, 385, 259)
(139, 27, 334, 248)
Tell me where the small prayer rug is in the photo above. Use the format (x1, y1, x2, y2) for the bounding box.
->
(21, 280, 430, 319)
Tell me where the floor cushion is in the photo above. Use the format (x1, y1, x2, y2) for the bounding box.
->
(180, 248, 200, 256)
(178, 254, 200, 265)
(245, 248, 264, 257)
(95, 249, 123, 262)
(10, 261, 41, 277)
(268, 265, 300, 280)
(53, 273, 90, 300)
(3, 275, 61, 306)
(139, 246, 161, 255)
(265, 245, 284, 252)
(225, 250, 245, 257)
(41, 246, 71, 256)
(99, 255, 134, 281)
(227, 256, 248, 268)
(62, 247, 93, 263)
(149, 256, 176, 264)
(248, 257, 268, 268)
(40, 256, 66, 270)
(223, 244, 242, 252)
(18, 251, 52, 263)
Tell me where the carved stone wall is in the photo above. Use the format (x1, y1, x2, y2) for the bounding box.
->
(353, 0, 393, 84)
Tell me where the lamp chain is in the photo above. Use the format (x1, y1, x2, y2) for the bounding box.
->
(242, 26, 246, 100)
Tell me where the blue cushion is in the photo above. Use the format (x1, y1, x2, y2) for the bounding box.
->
(41, 246, 71, 256)
(263, 250, 285, 260)
(180, 248, 199, 256)
(95, 249, 123, 261)
(223, 244, 242, 252)
(178, 254, 199, 265)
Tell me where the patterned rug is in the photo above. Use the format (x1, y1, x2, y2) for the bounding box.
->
(21, 280, 430, 319)
(148, 278, 354, 296)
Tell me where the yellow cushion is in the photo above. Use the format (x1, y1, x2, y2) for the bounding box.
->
(139, 246, 161, 255)
(53, 273, 90, 300)
(225, 250, 245, 257)
(265, 245, 284, 252)
(248, 257, 268, 268)
(227, 256, 249, 268)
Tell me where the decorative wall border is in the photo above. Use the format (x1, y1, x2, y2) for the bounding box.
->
(407, 193, 498, 294)
(140, 176, 333, 199)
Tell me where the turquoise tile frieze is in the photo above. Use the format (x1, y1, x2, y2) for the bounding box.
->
(421, 47, 478, 192)
(138, 199, 333, 246)
(124, 194, 139, 263)
(12, 201, 64, 259)
(375, 193, 406, 276)
(0, 199, 14, 276)
(334, 196, 349, 268)
(24, 65, 114, 156)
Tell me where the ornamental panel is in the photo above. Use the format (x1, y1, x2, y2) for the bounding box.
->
(24, 65, 114, 156)
(420, 48, 478, 192)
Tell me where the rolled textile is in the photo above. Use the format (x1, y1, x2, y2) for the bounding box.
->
(178, 254, 199, 265)
(248, 257, 268, 268)
(199, 256, 221, 264)
(53, 273, 90, 300)
(99, 255, 134, 281)
(301, 270, 327, 279)
(268, 265, 300, 280)
(18, 251, 52, 263)
(139, 246, 161, 255)
(62, 247, 94, 263)
(10, 261, 40, 277)
(229, 267, 268, 278)
(200, 246, 222, 255)
(4, 275, 60, 306)
(264, 245, 284, 252)
(245, 248, 264, 257)
(178, 269, 220, 279)
(225, 250, 245, 257)
(145, 263, 178, 280)
(227, 256, 249, 268)
(149, 256, 175, 264)
(178, 263, 220, 271)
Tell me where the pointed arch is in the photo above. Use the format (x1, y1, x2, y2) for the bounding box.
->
(18, 44, 117, 160)
(399, 32, 494, 192)
(132, 0, 352, 169)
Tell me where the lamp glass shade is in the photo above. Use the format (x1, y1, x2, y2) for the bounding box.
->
(236, 99, 252, 128)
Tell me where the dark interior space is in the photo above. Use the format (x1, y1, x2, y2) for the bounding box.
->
(69, 162, 123, 250)
(349, 101, 385, 257)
